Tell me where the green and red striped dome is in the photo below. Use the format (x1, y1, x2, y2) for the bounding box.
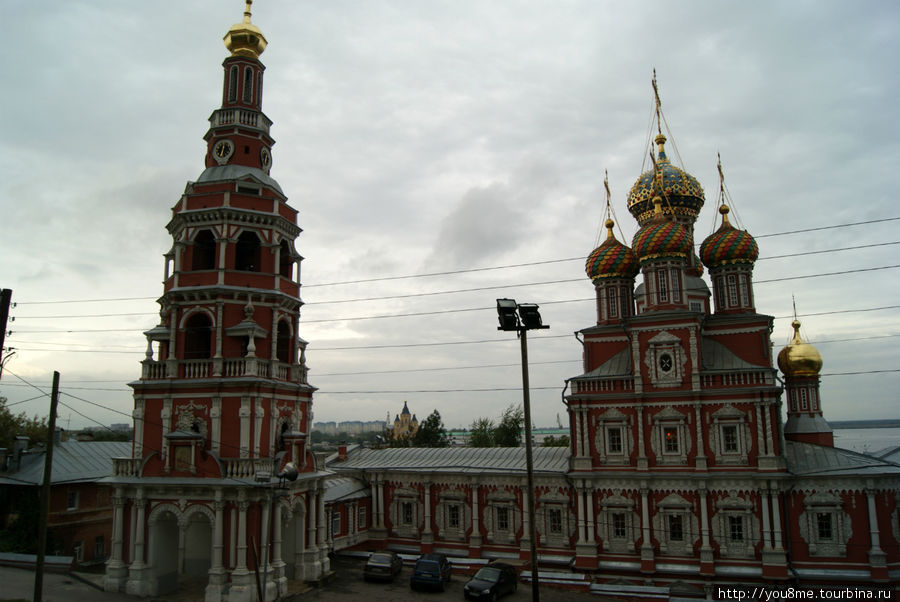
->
(586, 226, 639, 282)
(700, 206, 759, 267)
(632, 218, 692, 261)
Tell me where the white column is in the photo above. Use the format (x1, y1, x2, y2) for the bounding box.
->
(234, 499, 249, 574)
(640, 488, 651, 551)
(576, 485, 586, 544)
(866, 488, 884, 554)
(103, 489, 128, 591)
(132, 492, 146, 567)
(469, 483, 481, 549)
(760, 488, 773, 549)
(423, 482, 432, 537)
(586, 487, 595, 543)
(698, 488, 711, 550)
(240, 398, 251, 458)
(771, 488, 784, 550)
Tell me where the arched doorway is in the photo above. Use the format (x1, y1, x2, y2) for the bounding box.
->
(149, 510, 179, 596)
(183, 511, 212, 579)
(281, 499, 306, 580)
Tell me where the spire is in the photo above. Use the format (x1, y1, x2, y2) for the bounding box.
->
(224, 1, 268, 59)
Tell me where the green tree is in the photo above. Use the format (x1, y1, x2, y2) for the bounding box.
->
(542, 434, 570, 447)
(468, 417, 495, 447)
(412, 410, 450, 448)
(0, 396, 48, 450)
(493, 404, 524, 447)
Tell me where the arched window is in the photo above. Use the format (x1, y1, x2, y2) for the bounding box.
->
(228, 66, 238, 102)
(192, 230, 216, 270)
(279, 240, 293, 279)
(257, 71, 264, 105)
(243, 66, 253, 103)
(235, 231, 260, 271)
(276, 321, 292, 363)
(184, 313, 212, 359)
(800, 388, 808, 411)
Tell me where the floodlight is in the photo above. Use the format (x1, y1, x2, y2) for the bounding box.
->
(496, 298, 519, 331)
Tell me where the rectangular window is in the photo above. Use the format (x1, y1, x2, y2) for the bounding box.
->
(607, 427, 623, 454)
(612, 513, 627, 539)
(657, 270, 669, 302)
(739, 274, 750, 306)
(74, 541, 83, 562)
(548, 508, 563, 534)
(358, 506, 367, 529)
(448, 504, 460, 529)
(242, 66, 253, 103)
(608, 288, 618, 318)
(727, 274, 738, 307)
(663, 426, 679, 453)
(497, 507, 510, 532)
(817, 513, 833, 540)
(331, 509, 341, 537)
(800, 389, 808, 411)
(668, 514, 684, 541)
(67, 491, 79, 511)
(722, 425, 739, 453)
(401, 501, 414, 526)
(670, 268, 681, 302)
(728, 516, 744, 542)
(690, 301, 702, 313)
(94, 535, 105, 560)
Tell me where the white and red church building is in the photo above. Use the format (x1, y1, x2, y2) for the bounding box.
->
(103, 4, 900, 600)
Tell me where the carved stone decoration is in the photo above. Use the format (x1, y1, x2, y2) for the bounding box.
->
(535, 489, 576, 547)
(643, 330, 687, 388)
(593, 408, 632, 465)
(388, 486, 422, 539)
(652, 493, 698, 556)
(435, 489, 471, 542)
(649, 406, 690, 465)
(798, 490, 852, 557)
(709, 404, 751, 466)
(710, 492, 759, 558)
(598, 491, 639, 553)
(484, 488, 521, 545)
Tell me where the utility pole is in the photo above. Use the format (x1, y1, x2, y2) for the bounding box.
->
(34, 371, 60, 602)
(0, 288, 12, 369)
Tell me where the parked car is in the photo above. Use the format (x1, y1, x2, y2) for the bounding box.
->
(363, 551, 403, 582)
(463, 562, 518, 601)
(409, 553, 452, 591)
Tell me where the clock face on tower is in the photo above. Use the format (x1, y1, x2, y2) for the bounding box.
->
(260, 146, 272, 171)
(213, 139, 234, 165)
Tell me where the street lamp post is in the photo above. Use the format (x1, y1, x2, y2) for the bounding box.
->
(496, 299, 548, 602)
(256, 461, 299, 601)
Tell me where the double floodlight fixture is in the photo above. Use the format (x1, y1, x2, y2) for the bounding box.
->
(496, 298, 549, 332)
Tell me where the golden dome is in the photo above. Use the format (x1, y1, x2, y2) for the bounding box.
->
(224, 1, 267, 59)
(777, 319, 823, 377)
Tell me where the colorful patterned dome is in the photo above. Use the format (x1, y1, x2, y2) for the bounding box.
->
(586, 219, 639, 282)
(700, 205, 759, 267)
(631, 199, 692, 261)
(777, 319, 823, 377)
(627, 134, 705, 226)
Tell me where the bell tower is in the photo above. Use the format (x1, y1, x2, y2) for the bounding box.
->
(106, 4, 328, 600)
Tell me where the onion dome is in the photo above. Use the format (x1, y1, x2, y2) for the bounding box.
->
(627, 134, 705, 226)
(777, 319, 823, 377)
(631, 197, 692, 261)
(699, 205, 759, 268)
(224, 1, 267, 59)
(586, 219, 640, 282)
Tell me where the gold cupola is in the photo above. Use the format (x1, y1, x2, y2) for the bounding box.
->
(224, 1, 267, 59)
(777, 319, 823, 377)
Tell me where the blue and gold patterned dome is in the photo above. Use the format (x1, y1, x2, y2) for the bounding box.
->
(627, 134, 705, 226)
(586, 219, 640, 282)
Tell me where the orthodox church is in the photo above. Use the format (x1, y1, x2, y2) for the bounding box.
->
(103, 4, 900, 600)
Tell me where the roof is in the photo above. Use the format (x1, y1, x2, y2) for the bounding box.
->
(784, 440, 900, 477)
(195, 165, 284, 195)
(701, 338, 767, 371)
(322, 476, 369, 503)
(328, 446, 570, 475)
(0, 440, 131, 486)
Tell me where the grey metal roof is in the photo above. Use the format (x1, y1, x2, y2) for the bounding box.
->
(0, 440, 131, 485)
(322, 476, 369, 503)
(581, 347, 632, 378)
(784, 440, 900, 477)
(328, 446, 569, 475)
(701, 338, 767, 371)
(195, 165, 284, 195)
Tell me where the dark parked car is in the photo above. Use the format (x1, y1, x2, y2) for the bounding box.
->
(409, 553, 452, 591)
(363, 551, 403, 582)
(463, 562, 518, 601)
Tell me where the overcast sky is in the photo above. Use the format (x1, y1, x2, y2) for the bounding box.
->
(1, 1, 899, 433)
